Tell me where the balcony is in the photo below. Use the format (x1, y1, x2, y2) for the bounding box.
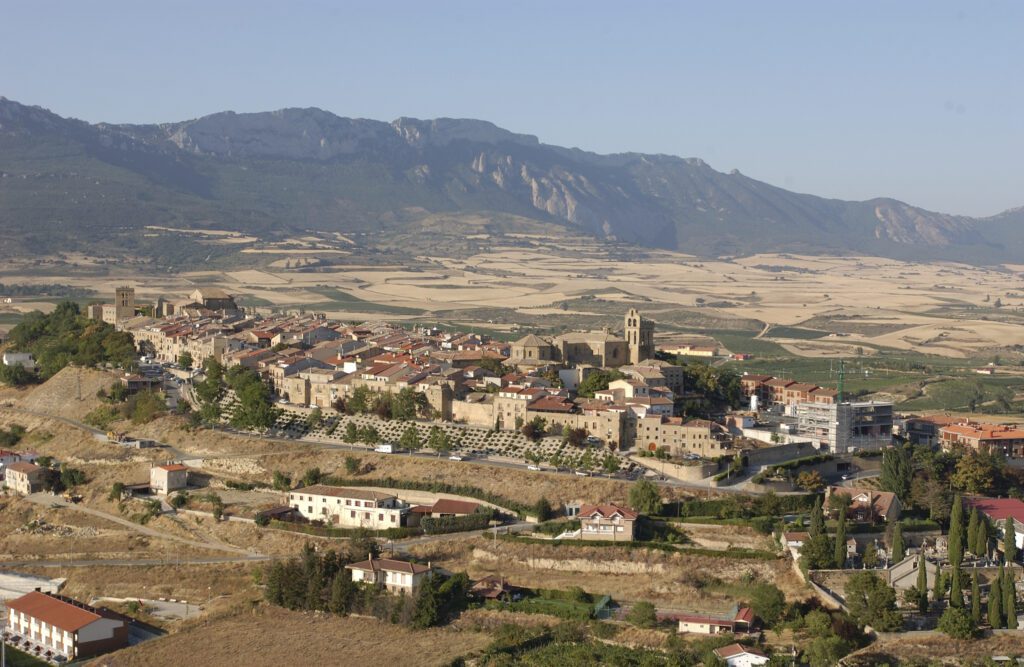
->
(2, 629, 69, 664)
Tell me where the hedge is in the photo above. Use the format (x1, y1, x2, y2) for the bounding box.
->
(663, 495, 815, 520)
(421, 512, 492, 534)
(269, 519, 421, 539)
(320, 475, 529, 515)
(769, 454, 833, 471)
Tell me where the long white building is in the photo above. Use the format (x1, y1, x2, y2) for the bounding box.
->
(288, 485, 407, 529)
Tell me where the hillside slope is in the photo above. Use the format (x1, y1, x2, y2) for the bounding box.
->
(0, 97, 1017, 263)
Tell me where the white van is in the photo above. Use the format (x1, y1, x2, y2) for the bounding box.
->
(374, 444, 394, 454)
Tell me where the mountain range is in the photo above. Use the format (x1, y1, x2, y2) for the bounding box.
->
(1, 96, 1021, 264)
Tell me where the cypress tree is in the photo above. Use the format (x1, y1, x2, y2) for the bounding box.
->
(991, 565, 1007, 627)
(1005, 568, 1018, 629)
(989, 567, 1004, 628)
(916, 552, 929, 614)
(1005, 517, 1018, 564)
(968, 508, 980, 556)
(809, 496, 825, 538)
(948, 494, 964, 568)
(891, 522, 906, 563)
(880, 444, 911, 500)
(834, 505, 848, 569)
(971, 571, 982, 625)
(933, 561, 944, 604)
(976, 516, 990, 559)
(950, 566, 964, 608)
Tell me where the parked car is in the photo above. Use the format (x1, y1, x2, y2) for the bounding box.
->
(448, 455, 464, 461)
(527, 464, 542, 471)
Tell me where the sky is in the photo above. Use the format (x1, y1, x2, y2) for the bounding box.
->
(2, 1, 1021, 216)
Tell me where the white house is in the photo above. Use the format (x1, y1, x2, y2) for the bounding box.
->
(150, 463, 188, 495)
(345, 554, 432, 595)
(713, 643, 770, 667)
(288, 485, 406, 529)
(2, 352, 36, 371)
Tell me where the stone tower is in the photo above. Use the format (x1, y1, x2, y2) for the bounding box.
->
(624, 308, 654, 364)
(114, 286, 136, 321)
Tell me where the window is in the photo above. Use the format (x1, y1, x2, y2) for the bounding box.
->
(378, 513, 383, 521)
(350, 510, 355, 518)
(307, 506, 312, 513)
(390, 514, 396, 523)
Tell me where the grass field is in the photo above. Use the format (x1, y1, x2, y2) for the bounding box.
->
(91, 606, 492, 667)
(304, 286, 426, 315)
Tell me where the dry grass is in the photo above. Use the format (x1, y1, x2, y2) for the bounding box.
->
(90, 605, 493, 667)
(846, 632, 1024, 665)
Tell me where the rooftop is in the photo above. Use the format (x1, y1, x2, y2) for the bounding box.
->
(6, 591, 103, 632)
(295, 485, 397, 502)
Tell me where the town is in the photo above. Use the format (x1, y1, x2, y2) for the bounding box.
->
(0, 285, 1023, 665)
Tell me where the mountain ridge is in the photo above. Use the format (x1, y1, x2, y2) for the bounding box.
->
(0, 96, 1018, 263)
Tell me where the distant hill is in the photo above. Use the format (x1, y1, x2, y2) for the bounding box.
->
(0, 96, 1019, 263)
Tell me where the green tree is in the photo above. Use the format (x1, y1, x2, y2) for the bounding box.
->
(990, 566, 1004, 628)
(809, 496, 825, 538)
(628, 480, 662, 516)
(951, 451, 1003, 495)
(976, 515, 990, 558)
(576, 369, 625, 398)
(108, 482, 125, 501)
(916, 553, 929, 614)
(399, 424, 422, 451)
(178, 351, 193, 369)
(343, 421, 359, 443)
(948, 494, 964, 568)
(329, 572, 356, 615)
(804, 636, 852, 667)
(626, 601, 657, 628)
(862, 541, 879, 569)
(1004, 516, 1018, 563)
(967, 508, 980, 556)
(950, 566, 964, 609)
(272, 470, 292, 491)
(834, 505, 848, 569)
(844, 571, 902, 631)
(412, 577, 440, 628)
(302, 467, 322, 487)
(890, 522, 906, 563)
(360, 425, 380, 445)
(344, 456, 361, 475)
(971, 571, 982, 625)
(1005, 567, 1018, 629)
(880, 444, 912, 500)
(932, 561, 944, 604)
(937, 606, 975, 639)
(748, 583, 786, 628)
(796, 470, 825, 492)
(800, 534, 835, 573)
(534, 497, 553, 522)
(306, 407, 323, 429)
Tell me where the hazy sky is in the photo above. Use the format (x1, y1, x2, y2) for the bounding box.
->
(3, 1, 1021, 216)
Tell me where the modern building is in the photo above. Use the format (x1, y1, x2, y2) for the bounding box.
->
(149, 463, 188, 495)
(345, 555, 432, 595)
(1, 351, 37, 371)
(5, 591, 129, 661)
(288, 485, 407, 529)
(4, 461, 45, 495)
(795, 401, 893, 454)
(578, 503, 638, 541)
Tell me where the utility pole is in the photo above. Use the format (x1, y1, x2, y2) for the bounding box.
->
(837, 360, 845, 404)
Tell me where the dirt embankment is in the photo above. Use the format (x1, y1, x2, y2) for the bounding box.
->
(89, 605, 492, 667)
(16, 366, 117, 420)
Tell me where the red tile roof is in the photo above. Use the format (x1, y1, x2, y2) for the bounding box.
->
(964, 496, 1024, 523)
(157, 464, 188, 472)
(6, 591, 102, 632)
(714, 643, 766, 659)
(346, 557, 431, 575)
(5, 461, 41, 474)
(579, 503, 639, 520)
(430, 499, 482, 515)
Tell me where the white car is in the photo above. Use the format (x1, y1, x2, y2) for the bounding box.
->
(448, 455, 464, 461)
(575, 470, 590, 477)
(527, 464, 542, 471)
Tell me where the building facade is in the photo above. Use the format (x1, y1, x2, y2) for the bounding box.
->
(5, 591, 128, 661)
(579, 503, 638, 541)
(345, 555, 432, 595)
(4, 461, 44, 495)
(288, 485, 407, 529)
(795, 401, 893, 454)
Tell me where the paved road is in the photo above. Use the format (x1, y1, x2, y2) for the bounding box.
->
(24, 493, 262, 557)
(0, 555, 271, 568)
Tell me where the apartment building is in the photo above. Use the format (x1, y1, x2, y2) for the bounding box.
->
(345, 555, 432, 595)
(5, 591, 128, 661)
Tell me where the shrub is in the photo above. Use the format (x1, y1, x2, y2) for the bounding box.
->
(626, 601, 657, 628)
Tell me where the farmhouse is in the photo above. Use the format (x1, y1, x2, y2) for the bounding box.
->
(675, 606, 755, 635)
(345, 554, 432, 595)
(579, 503, 638, 541)
(288, 485, 407, 529)
(4, 461, 45, 495)
(150, 463, 188, 495)
(5, 591, 129, 661)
